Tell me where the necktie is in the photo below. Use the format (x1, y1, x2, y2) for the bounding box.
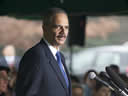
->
(56, 51, 69, 88)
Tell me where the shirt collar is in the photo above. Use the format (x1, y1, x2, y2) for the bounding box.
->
(43, 38, 59, 57)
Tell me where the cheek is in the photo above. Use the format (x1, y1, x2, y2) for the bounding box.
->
(65, 29, 69, 34)
(47, 30, 56, 38)
(66, 31, 69, 36)
(51, 29, 58, 35)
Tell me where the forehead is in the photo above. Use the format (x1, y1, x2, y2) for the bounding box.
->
(51, 13, 69, 25)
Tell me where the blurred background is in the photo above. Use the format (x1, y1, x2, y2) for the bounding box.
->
(1, 0, 128, 96)
(1, 15, 128, 75)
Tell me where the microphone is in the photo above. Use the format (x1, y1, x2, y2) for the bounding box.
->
(100, 72, 125, 95)
(100, 72, 120, 88)
(100, 72, 112, 82)
(106, 67, 128, 96)
(89, 72, 114, 91)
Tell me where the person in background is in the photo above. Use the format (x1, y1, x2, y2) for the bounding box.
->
(93, 72, 111, 96)
(83, 70, 97, 96)
(15, 8, 71, 96)
(70, 75, 80, 84)
(72, 83, 84, 96)
(0, 66, 10, 77)
(0, 72, 9, 96)
(8, 67, 17, 96)
(0, 45, 21, 71)
(0, 66, 12, 96)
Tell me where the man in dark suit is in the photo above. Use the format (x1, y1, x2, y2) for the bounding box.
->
(15, 8, 72, 96)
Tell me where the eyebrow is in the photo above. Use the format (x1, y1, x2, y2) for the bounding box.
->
(52, 24, 69, 27)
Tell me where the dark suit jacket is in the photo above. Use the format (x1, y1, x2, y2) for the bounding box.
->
(15, 39, 72, 96)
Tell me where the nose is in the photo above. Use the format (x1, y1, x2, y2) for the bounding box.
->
(61, 26, 69, 32)
(61, 26, 65, 32)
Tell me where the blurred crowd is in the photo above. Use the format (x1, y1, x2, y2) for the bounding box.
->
(0, 45, 128, 96)
(0, 45, 21, 96)
(71, 64, 128, 96)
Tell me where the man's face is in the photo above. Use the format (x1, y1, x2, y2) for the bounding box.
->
(43, 13, 69, 48)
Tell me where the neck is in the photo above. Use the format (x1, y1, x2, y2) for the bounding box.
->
(43, 38, 59, 50)
(43, 38, 60, 50)
(53, 45, 59, 50)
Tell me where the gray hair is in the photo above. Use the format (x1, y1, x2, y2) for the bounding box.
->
(42, 8, 67, 26)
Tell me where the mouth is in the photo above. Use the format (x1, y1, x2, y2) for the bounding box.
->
(57, 35, 66, 40)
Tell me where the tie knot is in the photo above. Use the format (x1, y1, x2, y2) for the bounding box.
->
(56, 51, 61, 63)
(56, 51, 60, 57)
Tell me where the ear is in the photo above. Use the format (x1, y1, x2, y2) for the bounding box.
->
(43, 26, 47, 33)
(42, 23, 46, 31)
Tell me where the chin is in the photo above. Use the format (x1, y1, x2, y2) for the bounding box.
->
(58, 42, 65, 46)
(56, 40, 65, 45)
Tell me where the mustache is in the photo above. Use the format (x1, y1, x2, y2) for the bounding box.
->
(57, 34, 67, 38)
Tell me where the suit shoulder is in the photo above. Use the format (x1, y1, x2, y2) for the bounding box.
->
(25, 41, 46, 56)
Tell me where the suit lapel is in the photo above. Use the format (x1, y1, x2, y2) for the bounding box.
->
(40, 39, 69, 94)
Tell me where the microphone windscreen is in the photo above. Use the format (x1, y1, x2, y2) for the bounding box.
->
(89, 72, 96, 79)
(106, 67, 127, 89)
(99, 72, 111, 82)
